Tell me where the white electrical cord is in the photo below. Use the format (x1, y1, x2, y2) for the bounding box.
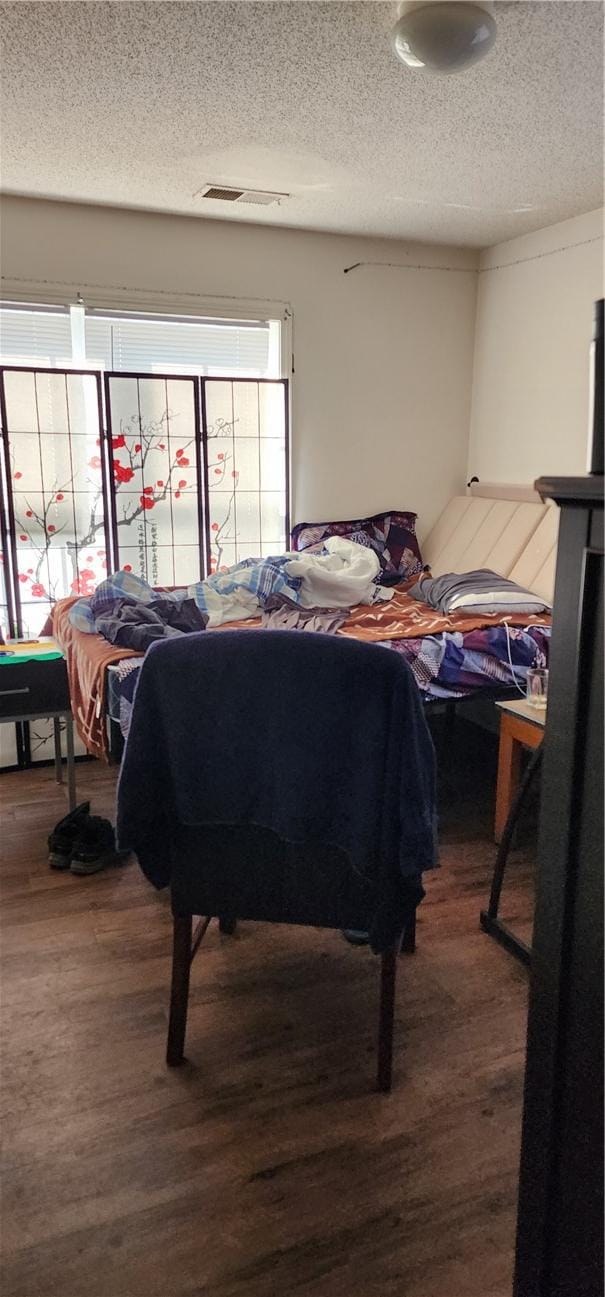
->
(502, 619, 527, 696)
(502, 619, 546, 698)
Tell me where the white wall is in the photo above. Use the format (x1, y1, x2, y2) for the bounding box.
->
(468, 209, 604, 485)
(0, 196, 478, 539)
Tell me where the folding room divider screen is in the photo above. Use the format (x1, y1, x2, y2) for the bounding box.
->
(0, 366, 289, 766)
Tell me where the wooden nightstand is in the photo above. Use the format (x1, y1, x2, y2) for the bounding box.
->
(0, 638, 76, 809)
(480, 697, 546, 969)
(494, 697, 546, 843)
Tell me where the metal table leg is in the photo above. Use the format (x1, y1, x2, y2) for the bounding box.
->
(64, 713, 77, 812)
(480, 743, 543, 966)
(53, 717, 62, 784)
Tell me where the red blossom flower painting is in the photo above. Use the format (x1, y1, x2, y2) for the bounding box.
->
(113, 462, 135, 485)
(70, 570, 96, 597)
(2, 372, 286, 643)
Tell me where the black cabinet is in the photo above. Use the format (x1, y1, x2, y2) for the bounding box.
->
(514, 476, 604, 1297)
(0, 655, 70, 720)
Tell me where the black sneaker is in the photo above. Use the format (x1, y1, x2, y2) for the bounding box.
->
(70, 816, 130, 876)
(48, 802, 91, 869)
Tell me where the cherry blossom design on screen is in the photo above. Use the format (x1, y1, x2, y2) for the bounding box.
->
(206, 414, 239, 575)
(10, 466, 108, 629)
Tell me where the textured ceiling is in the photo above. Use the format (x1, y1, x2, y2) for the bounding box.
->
(0, 0, 603, 247)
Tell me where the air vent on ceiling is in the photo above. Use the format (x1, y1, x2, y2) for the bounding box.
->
(202, 186, 244, 201)
(195, 184, 289, 207)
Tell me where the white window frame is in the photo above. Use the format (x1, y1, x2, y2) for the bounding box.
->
(0, 285, 293, 381)
(0, 287, 294, 553)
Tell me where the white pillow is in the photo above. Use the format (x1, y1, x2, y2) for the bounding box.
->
(449, 589, 549, 613)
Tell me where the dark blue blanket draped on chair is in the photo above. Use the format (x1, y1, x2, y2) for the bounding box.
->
(117, 629, 438, 952)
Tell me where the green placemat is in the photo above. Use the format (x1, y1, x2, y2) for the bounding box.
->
(0, 642, 64, 665)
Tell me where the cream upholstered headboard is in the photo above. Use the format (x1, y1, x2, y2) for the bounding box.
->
(422, 482, 559, 605)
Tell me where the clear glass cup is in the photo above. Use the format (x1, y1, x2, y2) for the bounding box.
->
(527, 667, 548, 709)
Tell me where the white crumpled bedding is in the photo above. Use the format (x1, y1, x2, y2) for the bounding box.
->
(69, 537, 392, 633)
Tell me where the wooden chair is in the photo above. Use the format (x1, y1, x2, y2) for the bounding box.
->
(165, 823, 418, 1092)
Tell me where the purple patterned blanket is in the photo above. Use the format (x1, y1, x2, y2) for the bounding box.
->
(381, 624, 550, 700)
(109, 622, 551, 740)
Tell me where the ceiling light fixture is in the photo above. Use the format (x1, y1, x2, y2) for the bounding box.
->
(391, 1, 497, 74)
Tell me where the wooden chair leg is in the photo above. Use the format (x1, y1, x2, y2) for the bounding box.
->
(401, 909, 416, 954)
(377, 946, 398, 1093)
(166, 914, 192, 1067)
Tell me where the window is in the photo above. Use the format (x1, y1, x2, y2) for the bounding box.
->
(204, 379, 288, 571)
(1, 300, 288, 623)
(1, 369, 289, 637)
(0, 305, 73, 368)
(0, 303, 282, 378)
(85, 312, 279, 377)
(105, 373, 202, 588)
(0, 369, 110, 637)
(0, 302, 289, 769)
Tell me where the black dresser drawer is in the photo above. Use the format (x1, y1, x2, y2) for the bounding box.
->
(0, 657, 70, 719)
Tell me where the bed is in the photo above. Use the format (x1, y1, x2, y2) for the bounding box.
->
(50, 482, 558, 761)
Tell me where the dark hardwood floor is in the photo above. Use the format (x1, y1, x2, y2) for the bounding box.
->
(0, 720, 535, 1297)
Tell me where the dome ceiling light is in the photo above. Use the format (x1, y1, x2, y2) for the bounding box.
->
(391, 1, 497, 74)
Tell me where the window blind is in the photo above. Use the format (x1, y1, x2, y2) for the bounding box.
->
(0, 306, 72, 367)
(0, 305, 276, 377)
(85, 313, 272, 376)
